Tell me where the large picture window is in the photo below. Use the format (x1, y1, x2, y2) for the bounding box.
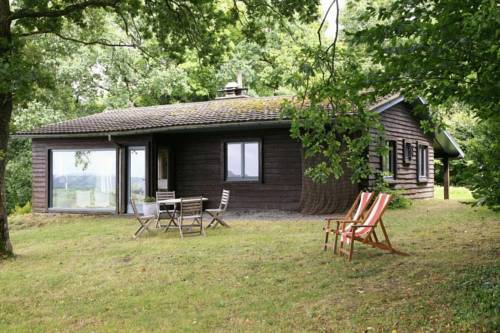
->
(381, 140, 397, 179)
(225, 141, 261, 181)
(417, 144, 429, 181)
(50, 149, 117, 211)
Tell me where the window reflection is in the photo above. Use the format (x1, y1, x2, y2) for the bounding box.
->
(51, 149, 116, 210)
(128, 147, 146, 212)
(227, 143, 242, 178)
(225, 141, 260, 181)
(244, 143, 259, 177)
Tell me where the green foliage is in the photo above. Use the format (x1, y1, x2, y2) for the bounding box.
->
(433, 105, 499, 209)
(13, 201, 31, 215)
(460, 115, 500, 210)
(283, 41, 385, 184)
(347, 0, 500, 209)
(5, 139, 31, 214)
(351, 0, 500, 120)
(373, 177, 413, 209)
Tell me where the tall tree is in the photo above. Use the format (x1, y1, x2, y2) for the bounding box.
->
(0, 0, 320, 255)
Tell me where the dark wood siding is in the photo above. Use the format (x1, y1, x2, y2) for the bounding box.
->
(368, 103, 435, 199)
(161, 129, 303, 210)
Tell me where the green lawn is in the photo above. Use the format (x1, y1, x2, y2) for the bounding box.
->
(2, 198, 499, 332)
(433, 185, 474, 202)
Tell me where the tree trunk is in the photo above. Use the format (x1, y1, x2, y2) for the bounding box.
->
(298, 154, 359, 215)
(0, 0, 13, 256)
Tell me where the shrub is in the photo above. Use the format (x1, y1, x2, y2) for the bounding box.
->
(13, 201, 32, 215)
(374, 177, 412, 209)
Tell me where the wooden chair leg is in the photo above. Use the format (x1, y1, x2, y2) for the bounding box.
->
(333, 222, 340, 254)
(217, 216, 229, 227)
(206, 212, 217, 228)
(323, 221, 330, 251)
(178, 220, 184, 239)
(133, 226, 143, 238)
(200, 218, 206, 237)
(348, 230, 355, 261)
(379, 220, 392, 247)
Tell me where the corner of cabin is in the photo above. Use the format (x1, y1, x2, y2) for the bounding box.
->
(369, 101, 435, 199)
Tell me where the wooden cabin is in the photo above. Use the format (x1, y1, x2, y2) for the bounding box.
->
(16, 93, 463, 215)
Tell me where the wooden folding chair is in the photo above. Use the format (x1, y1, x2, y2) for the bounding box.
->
(334, 193, 408, 261)
(131, 199, 155, 238)
(206, 189, 230, 228)
(323, 191, 374, 252)
(177, 197, 206, 239)
(155, 191, 176, 229)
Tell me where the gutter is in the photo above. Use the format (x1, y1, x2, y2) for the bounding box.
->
(12, 119, 292, 139)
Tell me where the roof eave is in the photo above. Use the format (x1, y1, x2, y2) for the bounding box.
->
(12, 119, 292, 139)
(434, 130, 465, 159)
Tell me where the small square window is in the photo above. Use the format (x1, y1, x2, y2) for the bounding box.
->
(225, 141, 261, 181)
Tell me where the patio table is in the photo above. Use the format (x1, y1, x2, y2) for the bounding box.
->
(157, 197, 208, 205)
(156, 197, 208, 230)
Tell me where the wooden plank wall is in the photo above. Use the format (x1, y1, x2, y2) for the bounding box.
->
(367, 103, 435, 199)
(163, 128, 303, 210)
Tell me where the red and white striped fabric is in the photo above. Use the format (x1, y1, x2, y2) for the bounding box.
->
(342, 193, 392, 244)
(352, 192, 374, 221)
(342, 192, 374, 236)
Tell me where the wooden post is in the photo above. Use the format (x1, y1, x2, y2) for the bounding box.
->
(443, 157, 450, 200)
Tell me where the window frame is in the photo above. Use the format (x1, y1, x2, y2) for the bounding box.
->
(417, 143, 429, 182)
(48, 148, 118, 213)
(222, 139, 262, 183)
(381, 140, 397, 180)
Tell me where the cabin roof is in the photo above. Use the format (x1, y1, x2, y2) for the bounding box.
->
(15, 94, 403, 137)
(16, 95, 292, 137)
(14, 94, 463, 159)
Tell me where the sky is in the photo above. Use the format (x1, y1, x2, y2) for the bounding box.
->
(321, 0, 347, 39)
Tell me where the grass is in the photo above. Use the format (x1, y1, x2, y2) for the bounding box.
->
(1, 197, 499, 332)
(434, 185, 474, 202)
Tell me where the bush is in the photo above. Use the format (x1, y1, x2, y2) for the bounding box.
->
(13, 201, 32, 215)
(374, 177, 413, 209)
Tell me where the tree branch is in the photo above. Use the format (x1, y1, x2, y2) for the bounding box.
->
(10, 0, 120, 21)
(50, 31, 135, 48)
(318, 0, 336, 47)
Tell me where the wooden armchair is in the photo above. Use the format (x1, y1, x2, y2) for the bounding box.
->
(131, 199, 155, 238)
(206, 189, 230, 228)
(155, 191, 176, 229)
(177, 197, 206, 239)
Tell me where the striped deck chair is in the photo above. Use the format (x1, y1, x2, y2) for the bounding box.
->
(323, 191, 374, 253)
(336, 193, 408, 261)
